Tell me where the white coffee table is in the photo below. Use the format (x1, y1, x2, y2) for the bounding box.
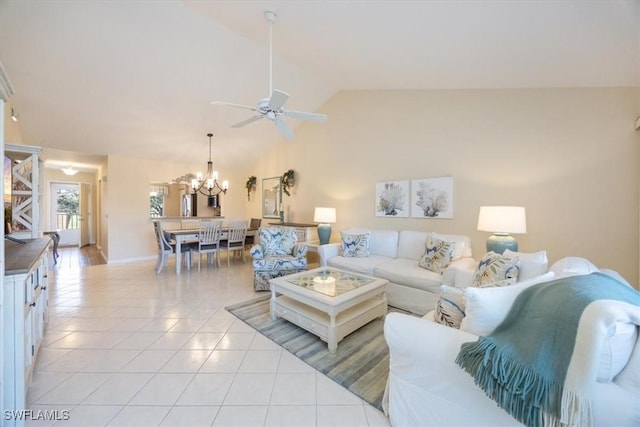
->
(269, 267, 388, 352)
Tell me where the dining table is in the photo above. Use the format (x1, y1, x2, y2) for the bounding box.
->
(165, 227, 257, 274)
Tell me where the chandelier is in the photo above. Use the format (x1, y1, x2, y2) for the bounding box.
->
(174, 133, 228, 211)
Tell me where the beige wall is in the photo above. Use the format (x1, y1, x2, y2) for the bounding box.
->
(246, 88, 640, 285)
(105, 154, 246, 263)
(4, 88, 639, 285)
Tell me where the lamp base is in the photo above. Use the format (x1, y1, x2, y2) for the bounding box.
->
(486, 233, 518, 254)
(317, 224, 332, 245)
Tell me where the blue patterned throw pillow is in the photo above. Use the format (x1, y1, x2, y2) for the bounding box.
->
(434, 285, 465, 328)
(418, 236, 455, 274)
(472, 251, 520, 287)
(339, 232, 371, 258)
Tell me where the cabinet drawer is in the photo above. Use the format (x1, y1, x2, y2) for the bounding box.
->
(298, 314, 328, 339)
(274, 303, 297, 323)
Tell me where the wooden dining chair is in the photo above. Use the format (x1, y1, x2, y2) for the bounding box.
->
(193, 220, 222, 271)
(221, 220, 248, 266)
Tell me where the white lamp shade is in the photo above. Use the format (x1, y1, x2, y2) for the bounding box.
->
(314, 207, 336, 224)
(477, 206, 527, 234)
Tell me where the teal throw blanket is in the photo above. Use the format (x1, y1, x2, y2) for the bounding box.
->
(455, 272, 640, 427)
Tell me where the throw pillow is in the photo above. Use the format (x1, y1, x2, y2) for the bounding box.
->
(418, 236, 455, 274)
(503, 249, 548, 281)
(434, 285, 465, 329)
(460, 271, 555, 336)
(339, 232, 371, 258)
(472, 251, 520, 288)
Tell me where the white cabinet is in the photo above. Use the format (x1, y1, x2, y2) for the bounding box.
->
(3, 238, 50, 426)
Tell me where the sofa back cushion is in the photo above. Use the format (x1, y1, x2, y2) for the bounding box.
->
(341, 228, 398, 258)
(259, 227, 297, 256)
(397, 231, 472, 261)
(503, 249, 548, 281)
(431, 232, 472, 260)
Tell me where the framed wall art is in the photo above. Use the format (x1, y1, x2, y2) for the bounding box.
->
(375, 180, 409, 217)
(410, 176, 454, 219)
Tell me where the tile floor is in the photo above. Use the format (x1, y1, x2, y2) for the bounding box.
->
(27, 252, 391, 427)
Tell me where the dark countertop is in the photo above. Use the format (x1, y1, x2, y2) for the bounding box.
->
(5, 237, 51, 275)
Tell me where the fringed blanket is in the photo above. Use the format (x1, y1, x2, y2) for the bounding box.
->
(455, 272, 640, 427)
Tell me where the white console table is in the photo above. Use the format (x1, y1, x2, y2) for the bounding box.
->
(268, 222, 318, 242)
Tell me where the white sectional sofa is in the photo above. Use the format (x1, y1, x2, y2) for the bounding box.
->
(317, 229, 476, 315)
(383, 259, 640, 426)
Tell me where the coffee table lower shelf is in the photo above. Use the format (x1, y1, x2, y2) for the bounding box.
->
(272, 294, 387, 352)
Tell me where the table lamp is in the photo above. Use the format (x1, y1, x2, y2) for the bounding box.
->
(314, 207, 336, 245)
(477, 206, 526, 254)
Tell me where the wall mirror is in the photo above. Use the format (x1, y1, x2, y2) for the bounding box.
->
(262, 177, 282, 219)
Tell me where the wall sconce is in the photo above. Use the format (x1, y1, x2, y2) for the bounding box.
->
(10, 107, 18, 122)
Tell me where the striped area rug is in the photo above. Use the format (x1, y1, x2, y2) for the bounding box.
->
(225, 295, 395, 410)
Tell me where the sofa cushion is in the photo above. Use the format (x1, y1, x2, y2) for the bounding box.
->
(460, 271, 555, 336)
(549, 256, 599, 278)
(327, 254, 392, 276)
(397, 230, 431, 260)
(599, 322, 638, 382)
(252, 255, 308, 271)
(259, 227, 297, 256)
(434, 285, 465, 328)
(503, 249, 548, 280)
(472, 251, 520, 287)
(418, 236, 454, 274)
(339, 231, 371, 257)
(339, 228, 399, 258)
(396, 231, 472, 262)
(374, 258, 442, 293)
(431, 232, 472, 260)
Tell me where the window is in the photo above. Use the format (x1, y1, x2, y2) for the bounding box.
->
(149, 184, 169, 218)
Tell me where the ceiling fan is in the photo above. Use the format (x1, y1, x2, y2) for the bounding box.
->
(211, 10, 327, 140)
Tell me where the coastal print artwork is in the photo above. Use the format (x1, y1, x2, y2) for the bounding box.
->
(375, 180, 409, 217)
(411, 176, 454, 219)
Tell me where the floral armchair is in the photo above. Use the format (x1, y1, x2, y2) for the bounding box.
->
(250, 227, 308, 291)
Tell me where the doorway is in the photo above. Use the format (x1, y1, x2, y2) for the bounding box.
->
(50, 182, 91, 247)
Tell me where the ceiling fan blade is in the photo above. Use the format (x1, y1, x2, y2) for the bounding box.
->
(274, 118, 294, 140)
(268, 90, 289, 110)
(232, 115, 265, 128)
(283, 110, 328, 122)
(211, 100, 257, 112)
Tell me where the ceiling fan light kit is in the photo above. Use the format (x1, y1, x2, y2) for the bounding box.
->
(211, 10, 327, 140)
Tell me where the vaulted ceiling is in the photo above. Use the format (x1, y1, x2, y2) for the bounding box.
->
(0, 0, 638, 172)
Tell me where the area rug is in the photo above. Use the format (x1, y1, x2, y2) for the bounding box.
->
(225, 295, 398, 410)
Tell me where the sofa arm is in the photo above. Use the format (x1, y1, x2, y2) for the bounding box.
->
(441, 257, 477, 287)
(383, 313, 523, 426)
(292, 243, 309, 258)
(250, 245, 264, 260)
(317, 243, 340, 266)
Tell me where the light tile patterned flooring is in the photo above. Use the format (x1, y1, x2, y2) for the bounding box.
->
(27, 250, 390, 427)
